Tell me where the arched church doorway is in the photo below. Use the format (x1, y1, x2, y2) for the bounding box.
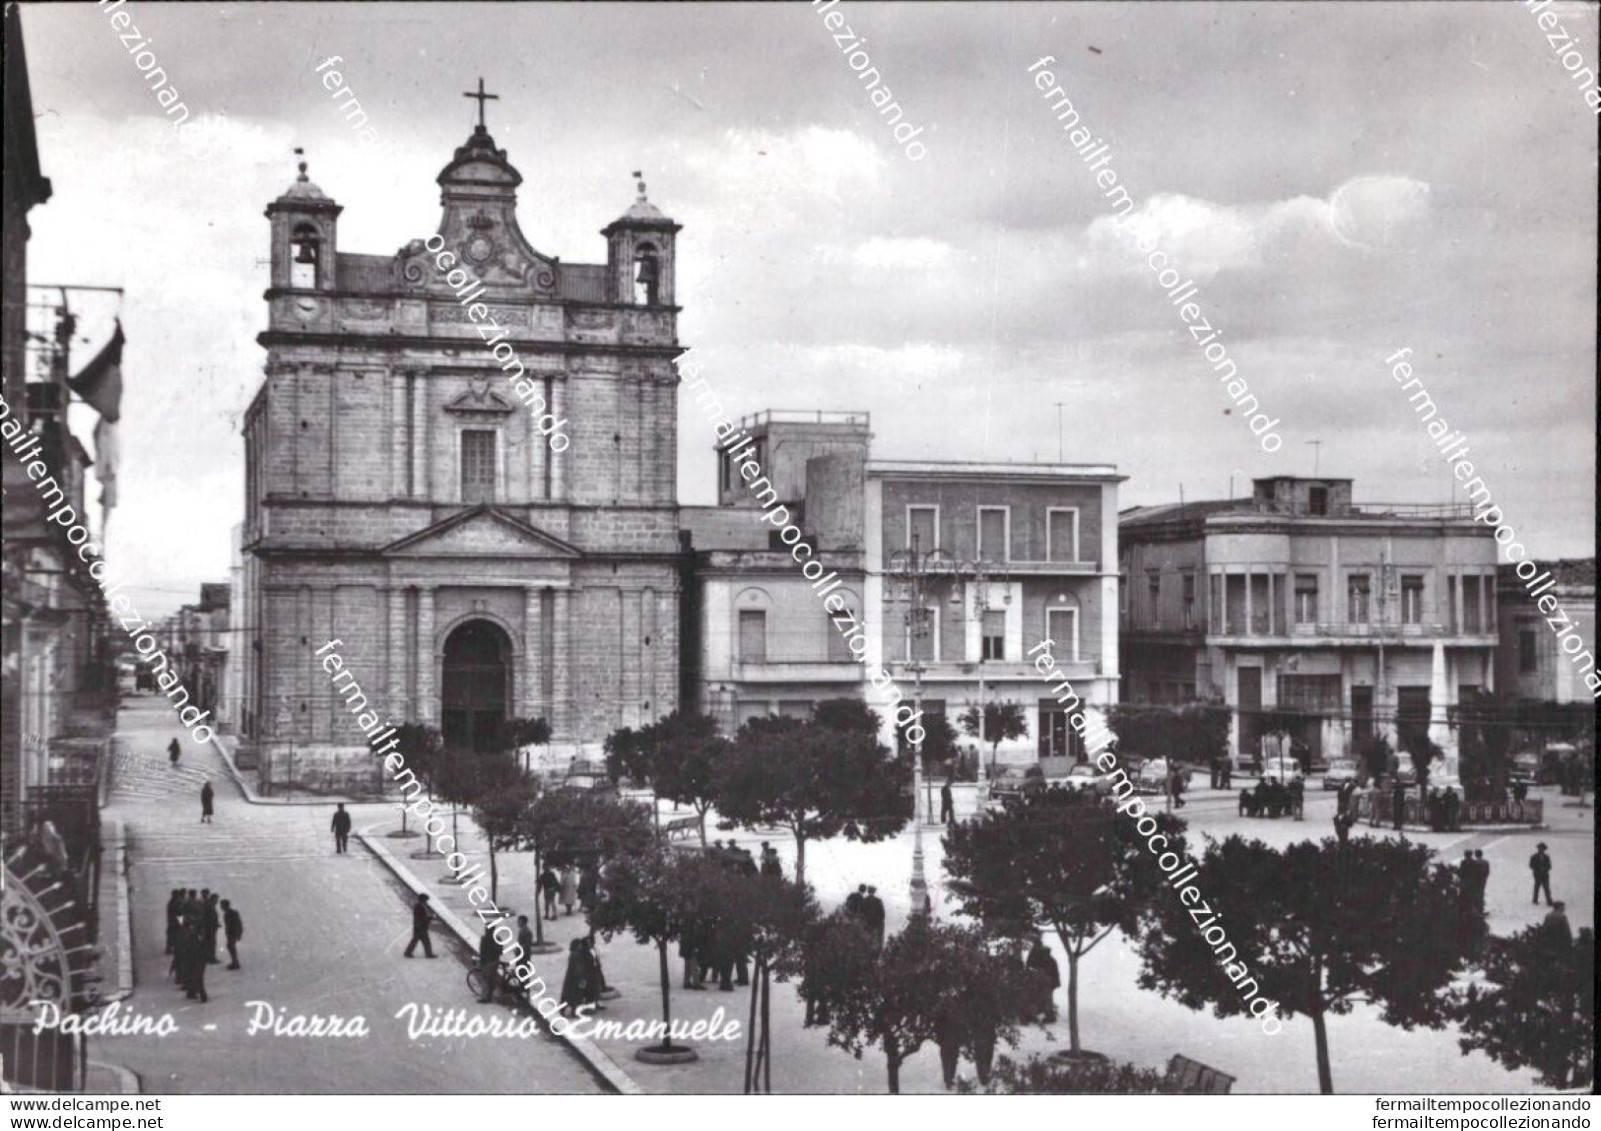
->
(440, 619, 510, 753)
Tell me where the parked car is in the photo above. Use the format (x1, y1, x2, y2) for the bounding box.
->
(1322, 757, 1360, 791)
(1063, 762, 1112, 796)
(561, 759, 618, 796)
(1509, 751, 1541, 786)
(1388, 752, 1417, 786)
(1133, 758, 1170, 793)
(1259, 752, 1305, 783)
(988, 764, 1046, 805)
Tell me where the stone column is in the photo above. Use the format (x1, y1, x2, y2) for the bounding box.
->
(550, 380, 568, 501)
(523, 587, 543, 720)
(417, 588, 436, 724)
(1427, 640, 1458, 784)
(551, 588, 572, 740)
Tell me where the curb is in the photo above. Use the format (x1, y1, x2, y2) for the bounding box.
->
(86, 1059, 142, 1095)
(208, 732, 358, 807)
(356, 831, 643, 1096)
(97, 819, 135, 1004)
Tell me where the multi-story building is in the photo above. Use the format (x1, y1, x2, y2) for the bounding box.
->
(1496, 558, 1597, 704)
(1119, 477, 1499, 771)
(242, 108, 682, 786)
(683, 410, 1123, 765)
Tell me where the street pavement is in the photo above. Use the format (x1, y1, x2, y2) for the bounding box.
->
(394, 777, 1591, 1094)
(88, 697, 605, 1094)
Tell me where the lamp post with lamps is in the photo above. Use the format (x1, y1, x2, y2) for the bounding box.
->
(885, 534, 955, 906)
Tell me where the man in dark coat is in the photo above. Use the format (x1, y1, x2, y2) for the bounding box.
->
(539, 865, 560, 920)
(178, 920, 208, 1002)
(203, 893, 222, 964)
(845, 883, 867, 919)
(1334, 808, 1355, 848)
(940, 780, 955, 824)
(477, 925, 503, 1002)
(1391, 780, 1407, 830)
(759, 842, 783, 880)
(1472, 850, 1491, 902)
(1543, 901, 1573, 945)
(1288, 776, 1305, 820)
(168, 737, 181, 767)
(1442, 787, 1461, 832)
(559, 938, 595, 1016)
(933, 1002, 964, 1088)
(200, 780, 214, 823)
(403, 893, 436, 957)
(164, 889, 183, 955)
(330, 803, 352, 854)
(1026, 938, 1061, 1022)
(1529, 843, 1554, 905)
(222, 899, 244, 970)
(862, 886, 886, 950)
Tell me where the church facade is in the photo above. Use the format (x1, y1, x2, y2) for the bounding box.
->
(242, 115, 682, 785)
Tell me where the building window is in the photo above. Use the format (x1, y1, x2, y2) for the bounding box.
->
(1046, 606, 1079, 663)
(981, 610, 1006, 660)
(1308, 485, 1329, 516)
(908, 606, 938, 663)
(1347, 574, 1371, 623)
(460, 429, 497, 503)
(1400, 575, 1424, 624)
(1278, 674, 1343, 712)
(1147, 573, 1161, 627)
(1519, 628, 1539, 673)
(1181, 573, 1197, 629)
(1294, 574, 1319, 624)
(1047, 508, 1079, 563)
(1462, 575, 1483, 634)
(977, 507, 1009, 563)
(826, 609, 856, 663)
(907, 506, 938, 551)
(739, 610, 767, 663)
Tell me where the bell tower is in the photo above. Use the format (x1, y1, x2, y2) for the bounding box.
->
(264, 151, 341, 332)
(603, 172, 680, 307)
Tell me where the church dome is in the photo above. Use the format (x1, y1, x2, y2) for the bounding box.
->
(609, 172, 675, 228)
(269, 153, 340, 214)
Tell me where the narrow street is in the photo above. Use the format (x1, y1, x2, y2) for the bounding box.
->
(88, 698, 605, 1094)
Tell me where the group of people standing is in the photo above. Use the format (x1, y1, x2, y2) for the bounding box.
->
(1239, 776, 1304, 819)
(844, 883, 887, 949)
(165, 888, 244, 1002)
(678, 840, 770, 992)
(538, 862, 598, 920)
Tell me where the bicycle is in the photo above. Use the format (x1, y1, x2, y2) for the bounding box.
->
(465, 959, 527, 1006)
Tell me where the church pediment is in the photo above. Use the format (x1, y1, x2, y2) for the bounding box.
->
(382, 505, 582, 560)
(444, 380, 516, 416)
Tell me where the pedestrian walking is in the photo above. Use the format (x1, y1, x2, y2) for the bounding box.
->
(940, 780, 955, 825)
(1529, 843, 1554, 906)
(168, 737, 181, 767)
(200, 780, 214, 824)
(1391, 780, 1406, 830)
(1473, 850, 1491, 902)
(1025, 937, 1061, 1022)
(330, 803, 352, 854)
(934, 1002, 963, 1089)
(539, 865, 560, 920)
(560, 864, 578, 916)
(222, 900, 244, 970)
(559, 937, 595, 1016)
(403, 893, 436, 958)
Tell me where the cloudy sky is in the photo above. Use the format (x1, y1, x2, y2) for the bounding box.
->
(20, 1, 1597, 615)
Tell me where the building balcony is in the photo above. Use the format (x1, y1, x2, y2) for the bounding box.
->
(727, 660, 865, 684)
(891, 656, 1106, 684)
(1205, 621, 1499, 648)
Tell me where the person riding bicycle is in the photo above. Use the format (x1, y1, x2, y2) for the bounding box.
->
(477, 925, 503, 1003)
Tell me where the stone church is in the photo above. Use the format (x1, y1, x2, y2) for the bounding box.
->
(242, 106, 682, 785)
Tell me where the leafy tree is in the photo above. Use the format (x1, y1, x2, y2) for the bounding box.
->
(718, 715, 910, 886)
(640, 712, 729, 847)
(389, 723, 443, 839)
(959, 701, 1030, 773)
(1136, 835, 1483, 1093)
(588, 848, 736, 1054)
(1453, 925, 1594, 1089)
(811, 697, 882, 736)
(943, 790, 1183, 1053)
(431, 746, 483, 850)
(495, 715, 551, 774)
(514, 789, 656, 946)
(1105, 703, 1232, 768)
(603, 725, 649, 786)
(915, 710, 962, 769)
(467, 752, 539, 902)
(796, 914, 1039, 1093)
(1354, 732, 1393, 785)
(958, 1054, 1187, 1094)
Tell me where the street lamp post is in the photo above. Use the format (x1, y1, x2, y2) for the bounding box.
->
(886, 535, 954, 907)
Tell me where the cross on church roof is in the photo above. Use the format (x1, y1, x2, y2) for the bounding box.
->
(463, 77, 499, 129)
